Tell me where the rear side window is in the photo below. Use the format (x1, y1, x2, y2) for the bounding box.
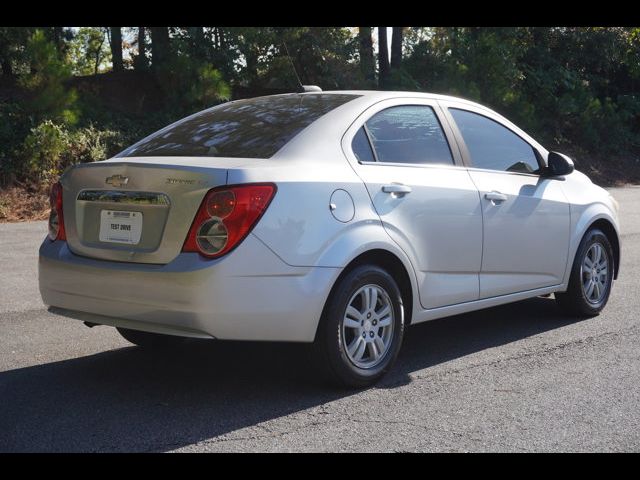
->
(116, 93, 360, 159)
(449, 108, 540, 174)
(351, 127, 376, 163)
(363, 105, 453, 165)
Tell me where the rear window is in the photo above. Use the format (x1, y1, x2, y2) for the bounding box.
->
(116, 93, 360, 159)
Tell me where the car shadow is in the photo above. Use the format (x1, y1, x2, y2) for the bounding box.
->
(0, 296, 584, 452)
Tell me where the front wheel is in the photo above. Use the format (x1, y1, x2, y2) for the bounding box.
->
(555, 228, 615, 317)
(313, 264, 405, 388)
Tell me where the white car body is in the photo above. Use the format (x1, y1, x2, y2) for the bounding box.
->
(39, 90, 621, 344)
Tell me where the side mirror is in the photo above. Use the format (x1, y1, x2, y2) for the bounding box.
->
(544, 151, 575, 177)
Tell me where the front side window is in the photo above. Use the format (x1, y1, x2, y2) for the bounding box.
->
(362, 105, 454, 165)
(116, 93, 360, 159)
(449, 108, 540, 174)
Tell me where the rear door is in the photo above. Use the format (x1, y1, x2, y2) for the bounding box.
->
(441, 101, 570, 298)
(343, 98, 483, 309)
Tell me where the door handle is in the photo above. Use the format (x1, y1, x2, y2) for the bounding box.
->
(484, 191, 508, 204)
(382, 184, 412, 195)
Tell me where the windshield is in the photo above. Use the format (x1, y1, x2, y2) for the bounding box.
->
(116, 93, 360, 159)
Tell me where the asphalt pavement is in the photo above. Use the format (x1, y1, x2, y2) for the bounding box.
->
(1, 186, 639, 452)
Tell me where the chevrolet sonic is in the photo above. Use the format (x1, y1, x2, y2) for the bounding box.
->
(39, 91, 621, 387)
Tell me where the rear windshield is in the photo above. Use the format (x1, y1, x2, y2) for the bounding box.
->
(116, 93, 360, 159)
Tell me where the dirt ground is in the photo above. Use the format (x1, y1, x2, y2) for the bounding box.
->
(0, 184, 50, 223)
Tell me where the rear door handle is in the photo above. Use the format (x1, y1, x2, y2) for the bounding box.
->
(382, 184, 412, 195)
(484, 191, 508, 203)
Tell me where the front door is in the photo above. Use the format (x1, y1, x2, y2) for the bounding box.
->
(444, 105, 570, 298)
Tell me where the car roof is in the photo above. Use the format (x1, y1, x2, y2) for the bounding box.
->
(236, 90, 489, 111)
(264, 90, 501, 123)
(304, 89, 487, 108)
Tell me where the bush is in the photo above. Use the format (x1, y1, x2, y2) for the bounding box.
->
(20, 120, 69, 181)
(67, 125, 121, 164)
(0, 100, 33, 185)
(15, 120, 122, 184)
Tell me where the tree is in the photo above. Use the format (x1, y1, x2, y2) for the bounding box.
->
(19, 29, 79, 125)
(189, 26, 206, 61)
(150, 27, 170, 70)
(110, 27, 123, 72)
(68, 27, 111, 76)
(0, 27, 37, 75)
(378, 27, 390, 88)
(391, 27, 403, 70)
(358, 27, 375, 86)
(133, 27, 148, 70)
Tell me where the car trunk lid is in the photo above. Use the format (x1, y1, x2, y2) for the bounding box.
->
(60, 158, 244, 264)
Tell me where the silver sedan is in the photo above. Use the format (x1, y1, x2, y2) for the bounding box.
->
(39, 90, 621, 387)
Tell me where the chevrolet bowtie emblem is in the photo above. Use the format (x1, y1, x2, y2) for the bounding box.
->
(105, 175, 129, 188)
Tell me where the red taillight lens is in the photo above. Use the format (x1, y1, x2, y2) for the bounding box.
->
(48, 181, 66, 241)
(182, 183, 276, 259)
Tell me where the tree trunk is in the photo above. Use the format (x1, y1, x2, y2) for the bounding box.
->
(213, 27, 220, 50)
(378, 27, 390, 88)
(51, 27, 64, 54)
(110, 27, 123, 72)
(1, 58, 12, 76)
(150, 27, 170, 70)
(134, 27, 148, 70)
(390, 27, 403, 70)
(245, 49, 257, 83)
(219, 27, 227, 51)
(189, 27, 205, 60)
(94, 30, 106, 75)
(358, 27, 374, 86)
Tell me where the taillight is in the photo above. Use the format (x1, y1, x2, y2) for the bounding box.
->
(182, 183, 276, 259)
(48, 181, 66, 241)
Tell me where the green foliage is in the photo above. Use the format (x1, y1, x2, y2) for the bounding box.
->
(20, 120, 69, 181)
(18, 29, 79, 125)
(403, 27, 640, 157)
(2, 26, 640, 189)
(13, 120, 122, 183)
(68, 27, 112, 75)
(0, 27, 36, 74)
(0, 100, 34, 184)
(186, 64, 231, 107)
(224, 27, 362, 89)
(155, 53, 230, 113)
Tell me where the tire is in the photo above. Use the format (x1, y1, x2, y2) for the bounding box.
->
(555, 228, 615, 317)
(313, 264, 405, 388)
(116, 327, 186, 349)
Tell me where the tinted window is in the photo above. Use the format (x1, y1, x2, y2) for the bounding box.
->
(352, 127, 375, 163)
(364, 106, 453, 165)
(449, 108, 540, 174)
(116, 93, 360, 159)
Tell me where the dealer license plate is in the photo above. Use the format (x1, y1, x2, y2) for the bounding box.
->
(99, 210, 143, 245)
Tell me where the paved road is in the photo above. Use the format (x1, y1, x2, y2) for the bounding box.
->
(1, 187, 639, 452)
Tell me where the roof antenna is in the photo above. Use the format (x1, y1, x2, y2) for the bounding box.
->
(282, 41, 322, 93)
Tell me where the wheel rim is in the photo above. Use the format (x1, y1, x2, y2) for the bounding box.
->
(580, 242, 610, 305)
(342, 284, 394, 369)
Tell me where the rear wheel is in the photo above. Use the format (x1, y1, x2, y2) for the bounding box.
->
(314, 264, 405, 388)
(555, 228, 614, 317)
(116, 327, 186, 349)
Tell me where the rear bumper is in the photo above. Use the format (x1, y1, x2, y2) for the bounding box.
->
(39, 234, 339, 342)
